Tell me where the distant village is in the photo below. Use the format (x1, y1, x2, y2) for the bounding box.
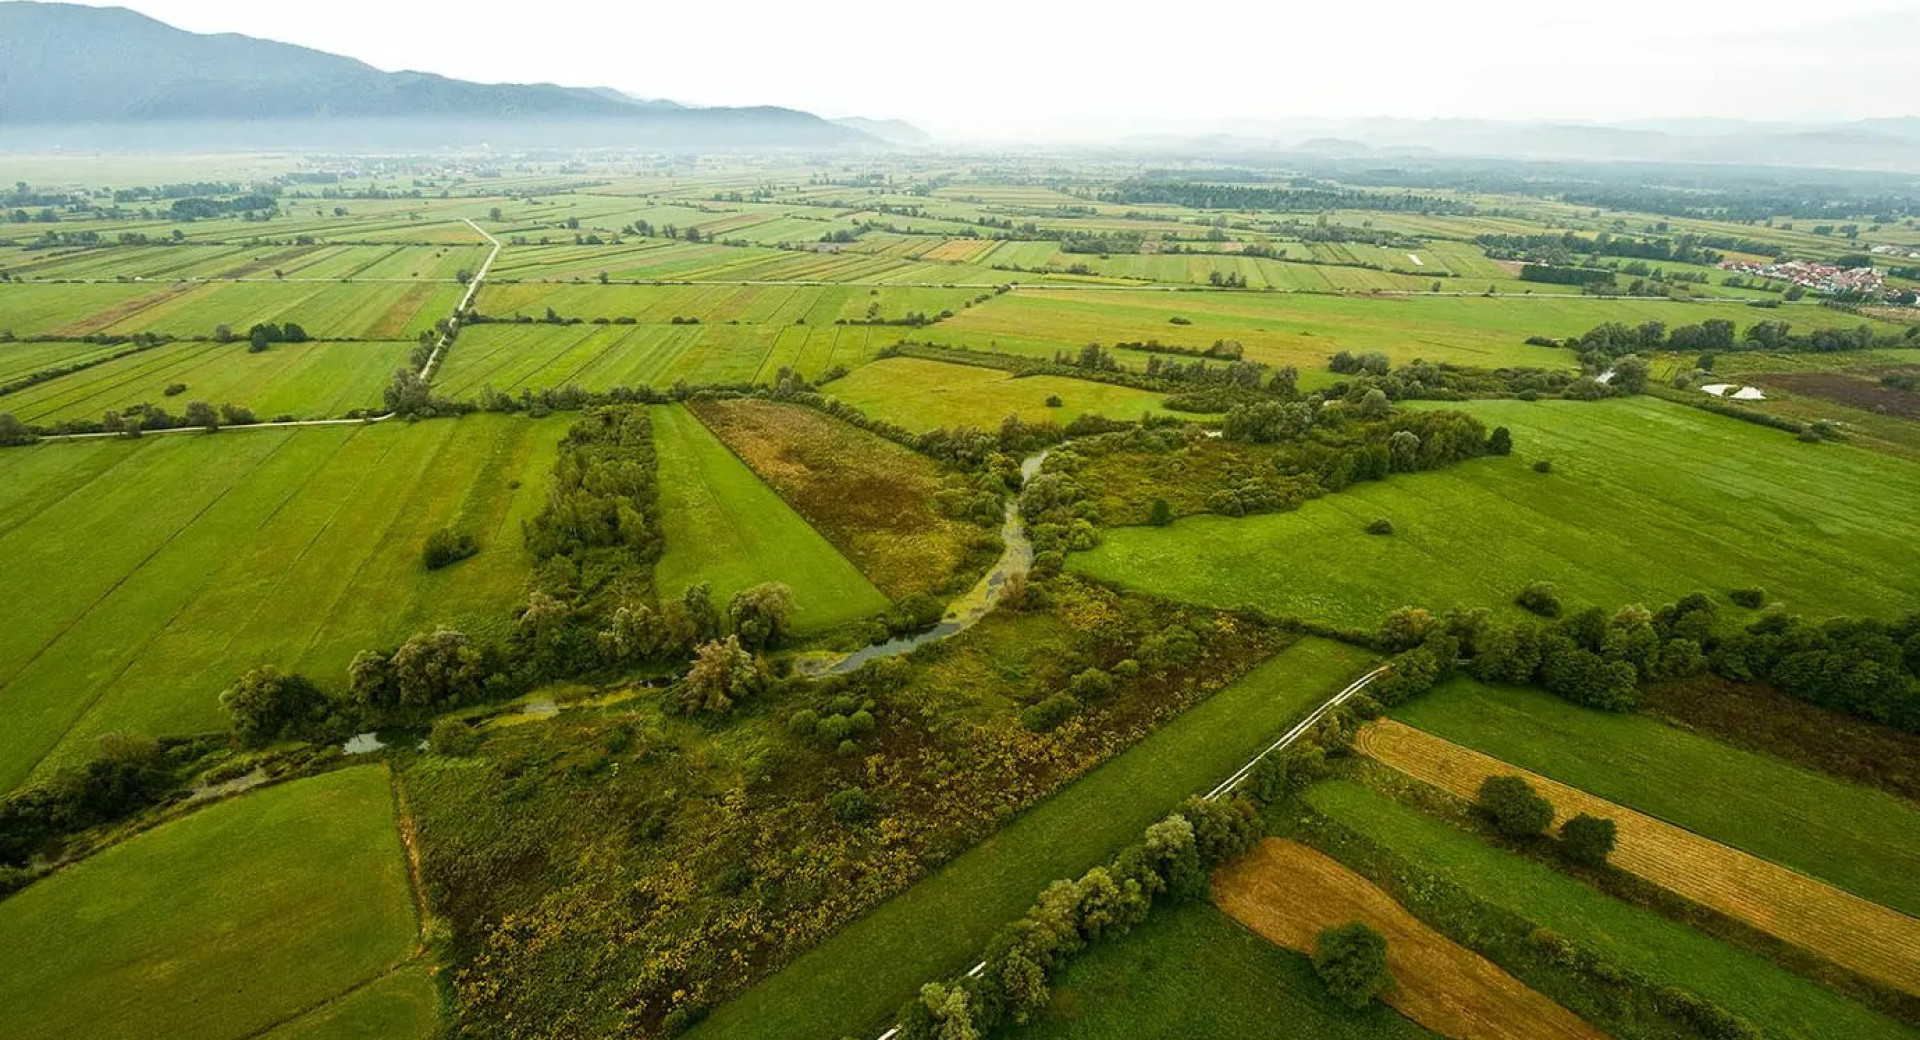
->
(1718, 257, 1887, 295)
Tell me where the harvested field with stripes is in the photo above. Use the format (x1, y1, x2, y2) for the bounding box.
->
(1215, 838, 1607, 1040)
(1358, 719, 1920, 995)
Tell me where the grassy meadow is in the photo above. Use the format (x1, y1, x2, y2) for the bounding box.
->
(0, 416, 565, 788)
(1073, 397, 1920, 626)
(0, 766, 421, 1040)
(0, 339, 412, 422)
(1393, 680, 1920, 918)
(824, 356, 1185, 432)
(651, 403, 890, 630)
(435, 320, 882, 393)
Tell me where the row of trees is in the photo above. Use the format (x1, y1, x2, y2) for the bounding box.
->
(894, 796, 1263, 1039)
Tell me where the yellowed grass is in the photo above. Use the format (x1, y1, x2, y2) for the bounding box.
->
(1359, 719, 1920, 995)
(1216, 838, 1609, 1040)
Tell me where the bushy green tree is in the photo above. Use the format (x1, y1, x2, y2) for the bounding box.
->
(1313, 922, 1392, 1008)
(220, 666, 327, 746)
(1477, 774, 1555, 837)
(1560, 813, 1618, 867)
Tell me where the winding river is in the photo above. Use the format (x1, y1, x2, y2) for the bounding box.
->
(795, 449, 1048, 676)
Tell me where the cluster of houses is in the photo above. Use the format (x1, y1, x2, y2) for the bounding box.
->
(1718, 258, 1886, 295)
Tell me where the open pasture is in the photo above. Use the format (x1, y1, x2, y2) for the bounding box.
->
(476, 282, 982, 325)
(0, 766, 422, 1040)
(1391, 680, 1920, 921)
(651, 403, 890, 630)
(1359, 719, 1920, 995)
(89, 280, 464, 339)
(685, 398, 987, 598)
(1073, 397, 1920, 627)
(0, 340, 129, 386)
(0, 416, 566, 788)
(437, 320, 881, 393)
(1, 339, 411, 422)
(823, 356, 1187, 432)
(0, 282, 194, 336)
(931, 287, 1888, 372)
(1305, 780, 1920, 1040)
(1215, 838, 1605, 1040)
(0, 243, 485, 283)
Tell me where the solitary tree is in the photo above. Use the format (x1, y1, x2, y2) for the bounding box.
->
(1560, 813, 1618, 867)
(1313, 921, 1392, 1009)
(1477, 774, 1555, 837)
(220, 667, 326, 747)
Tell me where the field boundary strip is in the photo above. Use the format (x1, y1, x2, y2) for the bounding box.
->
(1357, 718, 1920, 996)
(866, 665, 1384, 1040)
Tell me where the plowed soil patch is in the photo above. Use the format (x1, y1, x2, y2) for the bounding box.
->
(1359, 719, 1920, 995)
(1216, 838, 1608, 1040)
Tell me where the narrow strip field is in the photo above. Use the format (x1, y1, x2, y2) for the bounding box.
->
(651, 403, 891, 630)
(687, 637, 1374, 1040)
(1393, 680, 1920, 919)
(1358, 719, 1920, 995)
(1305, 780, 1920, 1040)
(0, 766, 424, 1040)
(1216, 838, 1607, 1040)
(0, 416, 566, 788)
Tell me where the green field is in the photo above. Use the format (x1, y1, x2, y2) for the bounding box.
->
(651, 403, 890, 631)
(929, 289, 1892, 372)
(261, 966, 441, 1040)
(1305, 780, 1920, 1040)
(1394, 680, 1920, 917)
(475, 283, 982, 324)
(1022, 900, 1439, 1040)
(435, 321, 881, 393)
(1073, 397, 1920, 626)
(0, 766, 425, 1040)
(0, 339, 412, 422)
(0, 340, 129, 385)
(0, 416, 565, 788)
(689, 637, 1373, 1040)
(824, 356, 1185, 432)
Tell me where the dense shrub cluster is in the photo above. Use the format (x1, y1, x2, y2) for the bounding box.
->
(0, 734, 181, 871)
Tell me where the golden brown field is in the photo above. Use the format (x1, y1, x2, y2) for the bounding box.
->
(1215, 838, 1609, 1040)
(1359, 719, 1920, 995)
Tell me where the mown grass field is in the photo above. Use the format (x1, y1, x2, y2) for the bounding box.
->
(1021, 900, 1440, 1040)
(0, 766, 422, 1040)
(1359, 718, 1920, 995)
(1391, 680, 1920, 919)
(688, 636, 1373, 1040)
(926, 289, 1890, 372)
(90, 280, 463, 339)
(1305, 780, 1920, 1040)
(686, 398, 989, 598)
(435, 321, 882, 393)
(0, 282, 194, 337)
(0, 339, 412, 422)
(475, 283, 983, 325)
(823, 356, 1185, 432)
(1215, 838, 1605, 1040)
(651, 403, 890, 630)
(260, 965, 440, 1040)
(0, 340, 129, 384)
(0, 416, 565, 789)
(1073, 397, 1920, 626)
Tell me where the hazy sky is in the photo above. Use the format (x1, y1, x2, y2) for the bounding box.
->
(73, 0, 1920, 139)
